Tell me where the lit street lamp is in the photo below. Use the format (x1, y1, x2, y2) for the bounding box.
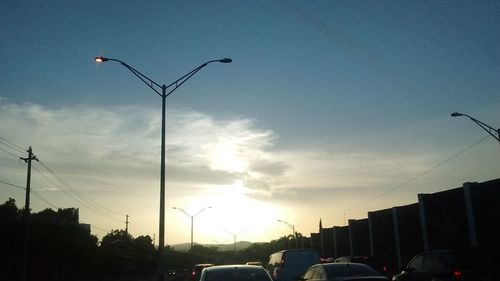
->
(95, 55, 231, 278)
(172, 206, 211, 250)
(278, 219, 298, 248)
(451, 112, 499, 143)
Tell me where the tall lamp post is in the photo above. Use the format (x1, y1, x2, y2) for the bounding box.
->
(172, 206, 211, 250)
(225, 229, 245, 256)
(95, 56, 231, 278)
(451, 112, 500, 143)
(278, 219, 298, 248)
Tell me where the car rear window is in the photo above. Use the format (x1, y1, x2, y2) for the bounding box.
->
(204, 268, 270, 281)
(325, 264, 381, 278)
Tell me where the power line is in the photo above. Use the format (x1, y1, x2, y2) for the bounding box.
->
(0, 136, 27, 154)
(37, 160, 126, 217)
(0, 178, 58, 210)
(31, 165, 123, 223)
(331, 135, 491, 218)
(0, 145, 23, 159)
(0, 178, 26, 191)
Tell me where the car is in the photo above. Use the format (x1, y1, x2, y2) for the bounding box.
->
(300, 262, 389, 281)
(267, 249, 321, 281)
(392, 249, 496, 281)
(199, 264, 273, 281)
(246, 261, 264, 266)
(192, 263, 214, 281)
(334, 256, 390, 277)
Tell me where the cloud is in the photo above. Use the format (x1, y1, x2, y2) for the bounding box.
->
(0, 99, 288, 198)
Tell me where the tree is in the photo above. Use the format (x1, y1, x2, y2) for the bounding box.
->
(101, 229, 134, 251)
(132, 235, 156, 256)
(0, 197, 20, 219)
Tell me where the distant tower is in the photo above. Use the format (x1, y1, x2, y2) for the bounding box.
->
(319, 218, 324, 257)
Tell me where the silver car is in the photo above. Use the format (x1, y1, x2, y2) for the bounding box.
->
(200, 264, 273, 281)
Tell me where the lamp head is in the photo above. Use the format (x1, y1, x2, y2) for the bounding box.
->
(219, 58, 232, 63)
(95, 56, 109, 63)
(451, 112, 464, 117)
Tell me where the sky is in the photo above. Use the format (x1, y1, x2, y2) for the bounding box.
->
(0, 0, 499, 246)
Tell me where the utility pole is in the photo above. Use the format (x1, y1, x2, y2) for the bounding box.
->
(21, 146, 38, 217)
(125, 215, 130, 234)
(21, 146, 38, 281)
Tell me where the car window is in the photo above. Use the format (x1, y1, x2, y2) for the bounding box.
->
(407, 254, 424, 272)
(422, 253, 435, 271)
(204, 268, 271, 281)
(303, 267, 316, 280)
(312, 266, 325, 279)
(269, 253, 282, 266)
(434, 252, 454, 272)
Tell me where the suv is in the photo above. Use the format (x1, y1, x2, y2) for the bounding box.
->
(267, 249, 320, 281)
(392, 249, 495, 281)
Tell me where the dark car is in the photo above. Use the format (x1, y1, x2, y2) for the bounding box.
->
(267, 249, 321, 281)
(334, 256, 390, 277)
(392, 249, 496, 281)
(192, 264, 214, 281)
(301, 262, 389, 281)
(200, 264, 273, 281)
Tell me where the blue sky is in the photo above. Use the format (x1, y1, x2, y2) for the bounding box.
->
(1, 0, 499, 245)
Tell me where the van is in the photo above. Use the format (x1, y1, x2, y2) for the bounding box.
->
(266, 249, 320, 281)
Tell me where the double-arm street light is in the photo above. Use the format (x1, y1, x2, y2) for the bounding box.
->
(277, 219, 298, 248)
(95, 55, 231, 277)
(451, 112, 499, 144)
(225, 229, 245, 256)
(172, 206, 211, 250)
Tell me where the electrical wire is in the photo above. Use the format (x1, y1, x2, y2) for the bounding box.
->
(331, 135, 491, 218)
(31, 165, 124, 223)
(37, 160, 126, 217)
(0, 178, 58, 209)
(0, 136, 27, 154)
(0, 146, 23, 159)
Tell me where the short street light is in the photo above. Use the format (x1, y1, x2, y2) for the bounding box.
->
(95, 55, 231, 277)
(277, 219, 298, 248)
(172, 206, 211, 250)
(451, 112, 500, 143)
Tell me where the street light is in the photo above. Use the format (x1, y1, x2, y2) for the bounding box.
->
(225, 229, 245, 256)
(451, 112, 499, 143)
(172, 206, 211, 250)
(95, 55, 231, 277)
(277, 219, 298, 248)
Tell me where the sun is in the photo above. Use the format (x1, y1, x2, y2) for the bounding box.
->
(188, 180, 280, 242)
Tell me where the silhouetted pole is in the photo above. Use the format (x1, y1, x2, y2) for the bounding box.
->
(278, 219, 298, 248)
(125, 215, 130, 234)
(95, 56, 231, 279)
(226, 230, 245, 256)
(451, 112, 500, 143)
(172, 206, 211, 250)
(21, 146, 38, 281)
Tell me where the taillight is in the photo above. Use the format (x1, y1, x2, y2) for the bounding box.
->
(280, 259, 285, 266)
(453, 270, 463, 279)
(192, 271, 196, 277)
(383, 265, 388, 272)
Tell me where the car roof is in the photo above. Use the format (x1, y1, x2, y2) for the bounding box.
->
(204, 265, 264, 271)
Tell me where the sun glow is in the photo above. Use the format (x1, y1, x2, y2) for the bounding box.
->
(185, 180, 281, 242)
(211, 139, 247, 173)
